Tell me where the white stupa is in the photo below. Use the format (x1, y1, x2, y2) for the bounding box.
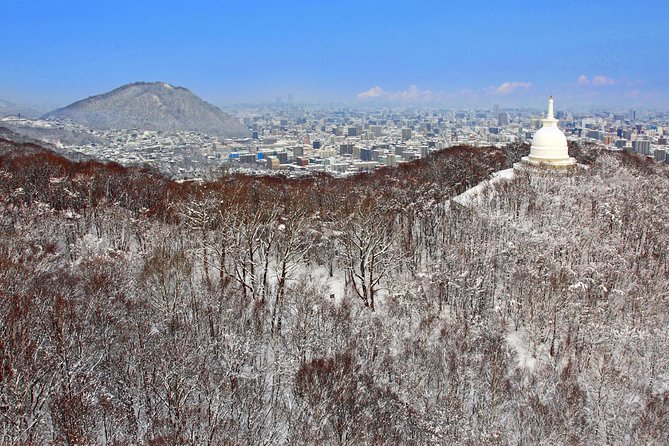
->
(521, 96, 576, 167)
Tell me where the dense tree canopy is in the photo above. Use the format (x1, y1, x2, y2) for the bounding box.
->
(1, 136, 667, 444)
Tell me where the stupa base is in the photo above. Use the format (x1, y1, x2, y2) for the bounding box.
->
(520, 156, 577, 168)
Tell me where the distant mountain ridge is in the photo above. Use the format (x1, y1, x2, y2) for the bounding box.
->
(0, 99, 42, 118)
(43, 82, 247, 137)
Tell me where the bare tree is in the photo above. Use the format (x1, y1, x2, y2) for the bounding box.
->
(339, 198, 401, 311)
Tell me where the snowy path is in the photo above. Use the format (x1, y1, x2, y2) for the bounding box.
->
(451, 168, 515, 205)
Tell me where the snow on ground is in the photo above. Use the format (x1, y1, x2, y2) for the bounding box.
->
(452, 168, 515, 206)
(506, 331, 537, 371)
(306, 264, 348, 301)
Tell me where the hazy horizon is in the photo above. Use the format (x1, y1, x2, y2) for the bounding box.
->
(2, 0, 668, 111)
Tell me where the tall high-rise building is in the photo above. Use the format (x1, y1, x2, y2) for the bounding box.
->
(632, 139, 650, 155)
(498, 112, 509, 126)
(531, 117, 542, 130)
(401, 128, 412, 141)
(339, 143, 354, 156)
(292, 146, 304, 157)
(653, 148, 666, 162)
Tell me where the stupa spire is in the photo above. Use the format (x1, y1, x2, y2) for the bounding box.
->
(543, 95, 558, 128)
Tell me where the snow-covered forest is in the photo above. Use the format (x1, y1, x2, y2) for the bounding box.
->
(1, 136, 668, 445)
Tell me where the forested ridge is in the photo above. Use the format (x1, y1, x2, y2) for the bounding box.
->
(1, 136, 668, 445)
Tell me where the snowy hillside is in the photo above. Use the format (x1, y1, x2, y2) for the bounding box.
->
(43, 82, 247, 137)
(1, 140, 668, 444)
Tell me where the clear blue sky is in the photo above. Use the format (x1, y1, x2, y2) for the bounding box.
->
(2, 0, 668, 110)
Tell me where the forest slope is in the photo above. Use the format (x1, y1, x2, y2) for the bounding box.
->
(1, 141, 668, 445)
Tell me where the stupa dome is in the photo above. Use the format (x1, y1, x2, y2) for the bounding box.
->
(522, 96, 576, 167)
(531, 125, 568, 154)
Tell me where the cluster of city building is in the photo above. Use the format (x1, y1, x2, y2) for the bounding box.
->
(228, 104, 669, 175)
(0, 117, 227, 177)
(2, 104, 668, 178)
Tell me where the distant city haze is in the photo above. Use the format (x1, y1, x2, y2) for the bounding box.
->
(2, 0, 668, 110)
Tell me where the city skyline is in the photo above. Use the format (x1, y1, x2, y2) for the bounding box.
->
(2, 0, 668, 110)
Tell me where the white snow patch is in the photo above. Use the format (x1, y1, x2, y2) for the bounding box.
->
(74, 233, 108, 260)
(308, 264, 347, 301)
(506, 330, 542, 371)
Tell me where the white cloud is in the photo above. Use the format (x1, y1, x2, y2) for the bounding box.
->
(592, 75, 615, 86)
(494, 81, 532, 95)
(357, 86, 385, 99)
(577, 74, 616, 86)
(393, 85, 433, 101)
(357, 85, 433, 102)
